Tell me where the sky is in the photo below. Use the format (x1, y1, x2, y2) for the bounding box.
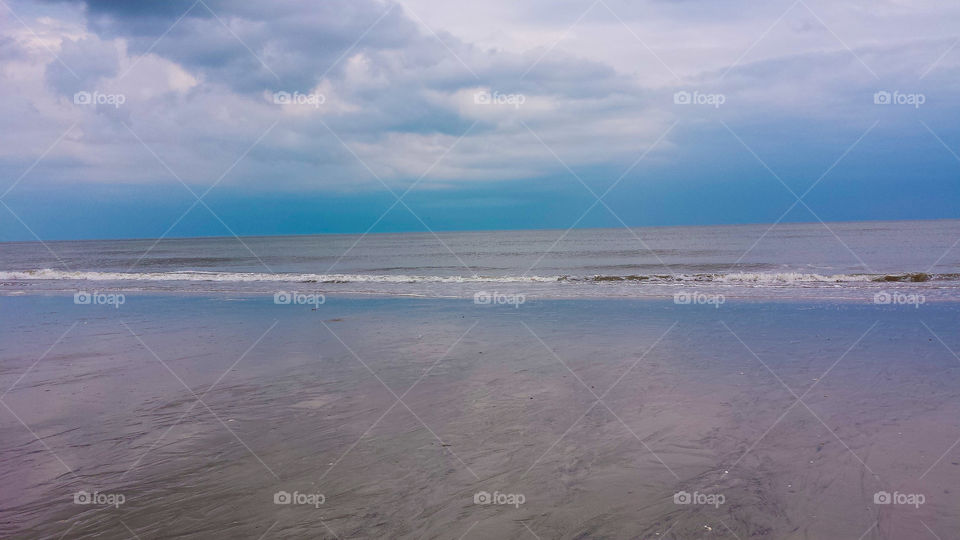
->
(0, 0, 958, 241)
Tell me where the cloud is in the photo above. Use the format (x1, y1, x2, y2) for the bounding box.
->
(1, 0, 959, 206)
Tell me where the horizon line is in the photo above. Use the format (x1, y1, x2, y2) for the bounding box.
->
(1, 217, 956, 245)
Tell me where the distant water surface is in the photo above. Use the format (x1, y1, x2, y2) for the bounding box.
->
(1, 220, 958, 300)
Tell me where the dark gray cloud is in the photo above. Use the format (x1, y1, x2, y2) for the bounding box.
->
(73, 0, 423, 93)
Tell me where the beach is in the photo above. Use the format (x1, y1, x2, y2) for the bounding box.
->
(3, 294, 960, 539)
(5, 0, 960, 536)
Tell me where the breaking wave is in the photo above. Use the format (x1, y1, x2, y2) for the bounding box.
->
(2, 269, 957, 285)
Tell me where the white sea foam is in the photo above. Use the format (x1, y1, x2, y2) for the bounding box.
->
(0, 268, 939, 285)
(717, 272, 874, 283)
(0, 269, 562, 284)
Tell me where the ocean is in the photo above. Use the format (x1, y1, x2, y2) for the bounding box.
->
(2, 220, 959, 301)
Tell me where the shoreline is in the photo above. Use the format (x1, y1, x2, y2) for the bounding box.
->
(1, 286, 955, 304)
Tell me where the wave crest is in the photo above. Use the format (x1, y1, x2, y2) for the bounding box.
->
(2, 269, 956, 286)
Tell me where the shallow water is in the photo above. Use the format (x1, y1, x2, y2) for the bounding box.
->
(2, 295, 959, 539)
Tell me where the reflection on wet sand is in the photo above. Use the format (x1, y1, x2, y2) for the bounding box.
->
(1, 296, 959, 539)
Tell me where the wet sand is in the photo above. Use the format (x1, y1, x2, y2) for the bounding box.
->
(2, 295, 960, 539)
